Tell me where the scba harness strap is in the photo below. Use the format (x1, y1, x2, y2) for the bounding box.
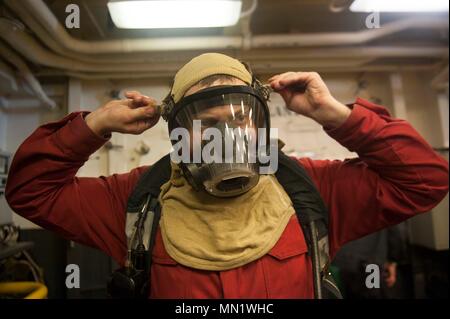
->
(107, 152, 342, 299)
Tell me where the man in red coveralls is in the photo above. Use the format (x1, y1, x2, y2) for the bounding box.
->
(5, 53, 449, 298)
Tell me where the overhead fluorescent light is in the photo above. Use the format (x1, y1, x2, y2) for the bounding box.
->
(350, 0, 449, 12)
(107, 0, 242, 29)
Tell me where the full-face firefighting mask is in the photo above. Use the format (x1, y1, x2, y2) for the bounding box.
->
(163, 84, 272, 197)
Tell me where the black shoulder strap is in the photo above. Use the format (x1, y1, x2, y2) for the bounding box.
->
(275, 151, 340, 298)
(127, 154, 172, 213)
(275, 151, 329, 246)
(109, 155, 172, 299)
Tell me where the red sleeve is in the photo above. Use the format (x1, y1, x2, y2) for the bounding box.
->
(297, 98, 449, 258)
(5, 112, 146, 265)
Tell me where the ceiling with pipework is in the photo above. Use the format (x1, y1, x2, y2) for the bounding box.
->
(0, 0, 446, 85)
(43, 0, 448, 45)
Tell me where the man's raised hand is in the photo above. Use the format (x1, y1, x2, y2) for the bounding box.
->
(85, 91, 160, 137)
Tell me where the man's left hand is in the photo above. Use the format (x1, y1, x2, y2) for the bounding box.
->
(269, 71, 351, 129)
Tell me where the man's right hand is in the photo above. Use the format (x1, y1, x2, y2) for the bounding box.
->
(85, 91, 160, 137)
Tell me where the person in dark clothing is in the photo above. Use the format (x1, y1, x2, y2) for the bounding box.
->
(333, 224, 410, 298)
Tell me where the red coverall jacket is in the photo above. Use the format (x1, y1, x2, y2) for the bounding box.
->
(5, 98, 449, 298)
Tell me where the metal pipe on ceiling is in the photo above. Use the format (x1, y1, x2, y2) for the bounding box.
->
(37, 64, 439, 80)
(0, 18, 186, 73)
(1, 17, 447, 76)
(0, 41, 56, 109)
(0, 59, 19, 92)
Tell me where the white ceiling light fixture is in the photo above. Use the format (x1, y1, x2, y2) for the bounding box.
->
(107, 0, 243, 29)
(350, 0, 449, 12)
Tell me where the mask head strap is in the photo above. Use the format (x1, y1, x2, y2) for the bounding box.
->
(160, 61, 271, 121)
